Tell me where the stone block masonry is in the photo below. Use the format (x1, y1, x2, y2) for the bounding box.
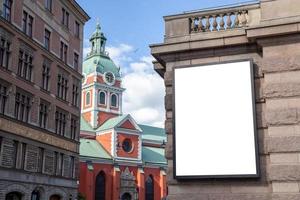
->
(150, 0, 300, 199)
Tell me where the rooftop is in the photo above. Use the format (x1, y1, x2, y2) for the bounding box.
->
(79, 139, 167, 165)
(80, 139, 111, 159)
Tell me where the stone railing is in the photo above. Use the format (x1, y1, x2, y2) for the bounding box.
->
(190, 10, 249, 32)
(162, 2, 260, 42)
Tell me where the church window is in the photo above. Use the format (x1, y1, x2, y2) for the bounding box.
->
(122, 138, 133, 153)
(111, 93, 118, 107)
(86, 92, 91, 106)
(95, 171, 106, 200)
(99, 91, 106, 105)
(145, 175, 154, 200)
(92, 42, 95, 52)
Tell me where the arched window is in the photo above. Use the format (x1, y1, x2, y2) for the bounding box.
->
(145, 175, 154, 200)
(92, 42, 95, 52)
(95, 171, 106, 200)
(86, 92, 91, 105)
(99, 91, 106, 105)
(31, 189, 40, 200)
(6, 192, 22, 200)
(49, 195, 61, 200)
(111, 94, 118, 107)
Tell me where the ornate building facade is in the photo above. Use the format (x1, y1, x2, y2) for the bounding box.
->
(79, 24, 167, 200)
(0, 0, 89, 200)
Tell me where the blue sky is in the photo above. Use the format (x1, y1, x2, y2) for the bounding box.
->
(77, 0, 254, 127)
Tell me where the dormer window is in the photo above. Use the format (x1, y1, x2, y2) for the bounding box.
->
(111, 93, 118, 107)
(99, 91, 106, 105)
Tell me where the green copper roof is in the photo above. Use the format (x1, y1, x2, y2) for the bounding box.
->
(80, 116, 94, 132)
(80, 139, 112, 159)
(95, 114, 128, 132)
(90, 23, 106, 41)
(83, 23, 121, 78)
(139, 124, 166, 142)
(142, 146, 167, 165)
(83, 54, 121, 77)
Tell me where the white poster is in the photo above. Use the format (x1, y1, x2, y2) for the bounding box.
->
(173, 60, 259, 179)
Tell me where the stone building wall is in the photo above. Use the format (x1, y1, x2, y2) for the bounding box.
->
(151, 0, 300, 199)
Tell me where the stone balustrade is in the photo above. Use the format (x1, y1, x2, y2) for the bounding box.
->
(190, 10, 249, 33)
(161, 2, 260, 41)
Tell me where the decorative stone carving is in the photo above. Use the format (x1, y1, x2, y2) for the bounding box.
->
(120, 167, 138, 200)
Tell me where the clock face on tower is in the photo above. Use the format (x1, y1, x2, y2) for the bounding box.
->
(104, 71, 115, 85)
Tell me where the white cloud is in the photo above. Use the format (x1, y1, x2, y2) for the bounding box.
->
(122, 56, 165, 128)
(106, 44, 134, 66)
(83, 47, 91, 58)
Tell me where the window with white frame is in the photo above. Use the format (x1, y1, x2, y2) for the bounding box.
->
(99, 91, 106, 105)
(111, 93, 118, 107)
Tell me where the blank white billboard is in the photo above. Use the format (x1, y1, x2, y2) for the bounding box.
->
(173, 60, 259, 179)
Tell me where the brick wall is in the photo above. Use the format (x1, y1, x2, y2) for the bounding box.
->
(0, 0, 89, 199)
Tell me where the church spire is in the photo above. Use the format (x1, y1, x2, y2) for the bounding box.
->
(88, 22, 107, 56)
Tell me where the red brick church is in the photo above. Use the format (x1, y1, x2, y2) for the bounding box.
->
(78, 23, 167, 200)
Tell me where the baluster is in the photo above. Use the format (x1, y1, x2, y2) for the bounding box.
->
(205, 16, 210, 31)
(219, 14, 225, 30)
(212, 15, 218, 31)
(245, 11, 249, 26)
(240, 11, 247, 26)
(226, 13, 232, 29)
(191, 18, 196, 32)
(199, 17, 204, 31)
(234, 12, 240, 27)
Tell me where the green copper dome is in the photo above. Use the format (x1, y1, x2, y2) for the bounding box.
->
(83, 54, 121, 77)
(83, 23, 121, 78)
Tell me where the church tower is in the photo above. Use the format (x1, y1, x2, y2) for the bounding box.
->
(81, 23, 125, 128)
